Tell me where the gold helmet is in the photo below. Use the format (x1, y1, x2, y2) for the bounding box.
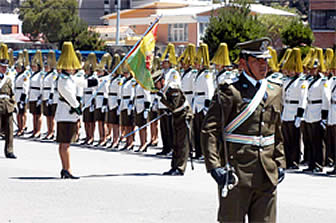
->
(282, 48, 303, 73)
(47, 50, 57, 69)
(267, 46, 279, 72)
(111, 53, 122, 75)
(0, 43, 9, 66)
(324, 48, 334, 70)
(31, 50, 43, 68)
(23, 49, 30, 67)
(195, 43, 210, 68)
(57, 42, 82, 70)
(330, 50, 336, 70)
(303, 47, 315, 68)
(98, 53, 112, 71)
(161, 43, 177, 65)
(83, 52, 97, 72)
(211, 43, 231, 67)
(15, 51, 25, 69)
(308, 48, 326, 72)
(278, 48, 292, 69)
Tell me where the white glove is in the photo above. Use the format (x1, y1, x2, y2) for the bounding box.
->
(203, 107, 209, 115)
(47, 98, 53, 106)
(320, 120, 327, 130)
(144, 109, 149, 119)
(294, 117, 302, 128)
(36, 98, 42, 107)
(117, 106, 121, 116)
(127, 104, 133, 115)
(18, 101, 24, 110)
(89, 104, 95, 112)
(101, 106, 108, 113)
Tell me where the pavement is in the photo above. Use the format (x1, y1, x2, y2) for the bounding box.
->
(0, 116, 336, 223)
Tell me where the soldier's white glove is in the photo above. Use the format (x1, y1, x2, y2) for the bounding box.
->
(47, 98, 53, 106)
(320, 120, 327, 130)
(101, 105, 108, 113)
(36, 97, 42, 107)
(294, 117, 302, 128)
(127, 102, 133, 115)
(143, 109, 149, 119)
(203, 107, 209, 115)
(18, 101, 24, 110)
(117, 106, 121, 116)
(89, 104, 95, 112)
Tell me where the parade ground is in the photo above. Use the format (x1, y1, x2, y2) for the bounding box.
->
(1, 119, 336, 223)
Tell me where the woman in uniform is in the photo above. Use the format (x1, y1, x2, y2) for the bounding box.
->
(42, 50, 58, 140)
(14, 52, 30, 136)
(55, 42, 98, 179)
(107, 53, 123, 149)
(119, 62, 135, 150)
(82, 53, 98, 145)
(28, 50, 44, 138)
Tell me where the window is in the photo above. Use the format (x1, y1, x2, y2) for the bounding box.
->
(199, 23, 209, 39)
(310, 10, 336, 30)
(0, 25, 12, 34)
(168, 24, 188, 42)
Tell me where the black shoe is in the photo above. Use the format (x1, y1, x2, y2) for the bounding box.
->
(60, 169, 80, 179)
(135, 144, 148, 153)
(149, 141, 158, 147)
(327, 168, 336, 175)
(312, 167, 323, 173)
(5, 153, 17, 159)
(163, 169, 184, 176)
(287, 165, 299, 170)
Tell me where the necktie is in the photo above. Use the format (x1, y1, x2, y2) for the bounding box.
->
(255, 81, 261, 90)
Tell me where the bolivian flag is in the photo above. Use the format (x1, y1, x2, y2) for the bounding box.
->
(127, 21, 159, 92)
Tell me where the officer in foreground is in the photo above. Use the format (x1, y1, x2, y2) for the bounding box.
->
(0, 44, 16, 159)
(201, 38, 286, 222)
(152, 69, 192, 176)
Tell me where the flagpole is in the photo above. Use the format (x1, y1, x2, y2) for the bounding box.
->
(82, 15, 161, 110)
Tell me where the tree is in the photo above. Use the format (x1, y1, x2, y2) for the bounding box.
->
(280, 19, 314, 48)
(19, 0, 104, 50)
(202, 0, 267, 61)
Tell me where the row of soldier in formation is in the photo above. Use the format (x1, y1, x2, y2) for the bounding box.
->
(1, 40, 336, 176)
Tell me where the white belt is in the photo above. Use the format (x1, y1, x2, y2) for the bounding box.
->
(225, 133, 275, 147)
(0, 95, 10, 99)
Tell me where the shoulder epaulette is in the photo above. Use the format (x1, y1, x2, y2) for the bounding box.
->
(60, 73, 70, 79)
(219, 77, 239, 85)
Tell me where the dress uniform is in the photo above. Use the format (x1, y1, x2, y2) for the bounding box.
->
(0, 44, 16, 159)
(179, 44, 197, 106)
(94, 57, 110, 147)
(193, 43, 214, 159)
(281, 48, 307, 169)
(157, 43, 181, 155)
(302, 48, 329, 173)
(134, 82, 151, 152)
(28, 50, 44, 138)
(326, 52, 336, 174)
(107, 54, 123, 149)
(82, 53, 98, 145)
(119, 64, 136, 150)
(42, 50, 58, 140)
(55, 42, 98, 179)
(201, 38, 286, 223)
(152, 69, 192, 175)
(14, 52, 30, 136)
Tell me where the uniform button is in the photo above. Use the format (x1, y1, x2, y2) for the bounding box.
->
(259, 148, 263, 152)
(230, 155, 234, 159)
(262, 109, 265, 112)
(261, 121, 265, 126)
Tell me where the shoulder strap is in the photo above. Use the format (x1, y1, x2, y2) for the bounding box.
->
(308, 76, 320, 89)
(284, 76, 299, 92)
(224, 79, 267, 133)
(332, 83, 336, 93)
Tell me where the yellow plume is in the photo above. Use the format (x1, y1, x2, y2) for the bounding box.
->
(0, 43, 9, 60)
(324, 48, 334, 70)
(57, 42, 82, 70)
(112, 53, 122, 75)
(283, 48, 303, 73)
(267, 47, 279, 72)
(83, 52, 98, 71)
(23, 49, 29, 67)
(8, 48, 14, 67)
(278, 48, 292, 68)
(161, 43, 177, 65)
(303, 47, 315, 68)
(211, 43, 231, 67)
(47, 50, 57, 69)
(196, 43, 210, 68)
(330, 50, 336, 70)
(31, 50, 43, 68)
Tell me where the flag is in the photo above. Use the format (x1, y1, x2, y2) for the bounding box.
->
(127, 21, 159, 92)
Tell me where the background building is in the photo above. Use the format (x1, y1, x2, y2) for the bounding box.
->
(309, 0, 336, 48)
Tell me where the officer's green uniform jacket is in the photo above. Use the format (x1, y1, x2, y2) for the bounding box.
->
(0, 76, 15, 114)
(201, 73, 286, 187)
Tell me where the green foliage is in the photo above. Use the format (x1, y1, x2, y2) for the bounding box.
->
(19, 0, 104, 50)
(280, 19, 314, 48)
(202, 0, 267, 61)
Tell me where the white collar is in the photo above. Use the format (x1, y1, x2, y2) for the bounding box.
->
(242, 71, 263, 87)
